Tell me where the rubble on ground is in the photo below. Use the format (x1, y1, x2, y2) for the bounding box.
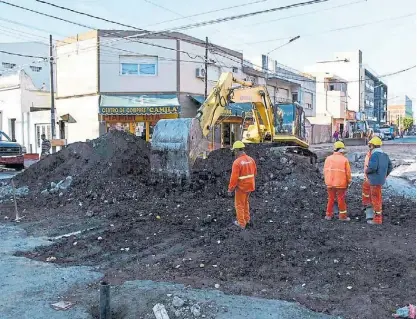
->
(3, 131, 415, 319)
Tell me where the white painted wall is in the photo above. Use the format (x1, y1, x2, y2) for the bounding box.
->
(0, 42, 49, 89)
(179, 41, 243, 94)
(305, 51, 362, 113)
(0, 71, 50, 151)
(56, 95, 100, 143)
(99, 38, 177, 93)
(56, 38, 98, 97)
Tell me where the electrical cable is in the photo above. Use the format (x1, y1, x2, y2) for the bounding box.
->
(246, 12, 416, 44)
(0, 50, 47, 59)
(142, 0, 272, 27)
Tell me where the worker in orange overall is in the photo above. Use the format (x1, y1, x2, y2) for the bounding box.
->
(323, 141, 352, 221)
(228, 141, 257, 229)
(363, 137, 393, 224)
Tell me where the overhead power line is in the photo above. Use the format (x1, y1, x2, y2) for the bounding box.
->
(247, 0, 366, 27)
(0, 50, 47, 59)
(142, 0, 331, 35)
(35, 0, 148, 34)
(0, 0, 92, 28)
(247, 12, 416, 44)
(142, 0, 271, 27)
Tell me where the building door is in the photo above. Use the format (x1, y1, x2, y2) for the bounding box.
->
(35, 124, 51, 154)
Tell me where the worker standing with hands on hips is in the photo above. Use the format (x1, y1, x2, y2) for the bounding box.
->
(363, 137, 393, 225)
(323, 141, 352, 221)
(228, 141, 257, 229)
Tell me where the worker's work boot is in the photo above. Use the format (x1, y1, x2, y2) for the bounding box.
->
(324, 214, 333, 221)
(338, 212, 350, 221)
(367, 212, 382, 225)
(233, 220, 245, 229)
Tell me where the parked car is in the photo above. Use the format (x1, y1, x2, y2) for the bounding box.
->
(0, 131, 26, 171)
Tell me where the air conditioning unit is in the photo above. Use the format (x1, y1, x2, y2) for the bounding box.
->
(244, 76, 256, 84)
(196, 67, 206, 79)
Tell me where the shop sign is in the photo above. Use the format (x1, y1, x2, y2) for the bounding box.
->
(99, 106, 179, 115)
(101, 114, 178, 122)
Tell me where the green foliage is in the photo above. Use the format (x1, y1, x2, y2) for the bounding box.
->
(403, 117, 414, 131)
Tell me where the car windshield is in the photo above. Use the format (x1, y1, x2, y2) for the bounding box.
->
(0, 131, 12, 142)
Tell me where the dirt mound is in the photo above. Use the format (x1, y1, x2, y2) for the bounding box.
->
(14, 131, 150, 205)
(191, 144, 322, 198)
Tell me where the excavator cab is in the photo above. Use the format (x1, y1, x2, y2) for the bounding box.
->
(273, 103, 308, 148)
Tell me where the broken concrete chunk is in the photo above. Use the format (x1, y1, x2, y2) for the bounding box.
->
(172, 296, 185, 308)
(153, 303, 170, 319)
(191, 304, 201, 317)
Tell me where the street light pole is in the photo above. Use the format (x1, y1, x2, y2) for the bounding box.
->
(266, 35, 300, 80)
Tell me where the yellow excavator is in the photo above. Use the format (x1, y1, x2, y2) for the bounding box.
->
(150, 72, 316, 180)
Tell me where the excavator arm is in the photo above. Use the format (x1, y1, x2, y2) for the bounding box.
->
(196, 72, 255, 136)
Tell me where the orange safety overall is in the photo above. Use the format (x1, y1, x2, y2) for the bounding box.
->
(323, 152, 352, 219)
(228, 154, 257, 228)
(362, 152, 383, 224)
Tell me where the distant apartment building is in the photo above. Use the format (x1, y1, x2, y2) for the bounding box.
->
(54, 30, 244, 144)
(306, 72, 349, 133)
(387, 95, 414, 124)
(305, 50, 388, 124)
(0, 42, 49, 89)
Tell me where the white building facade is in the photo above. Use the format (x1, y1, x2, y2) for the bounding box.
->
(55, 30, 244, 143)
(0, 70, 51, 154)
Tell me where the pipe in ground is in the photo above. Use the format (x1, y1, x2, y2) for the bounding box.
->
(100, 281, 110, 319)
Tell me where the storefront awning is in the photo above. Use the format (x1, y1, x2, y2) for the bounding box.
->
(188, 95, 253, 118)
(99, 94, 180, 115)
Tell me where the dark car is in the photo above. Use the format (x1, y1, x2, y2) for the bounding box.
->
(0, 131, 25, 171)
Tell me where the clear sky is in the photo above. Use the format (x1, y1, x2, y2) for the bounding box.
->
(0, 0, 415, 103)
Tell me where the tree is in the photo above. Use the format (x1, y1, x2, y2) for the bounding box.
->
(403, 117, 414, 131)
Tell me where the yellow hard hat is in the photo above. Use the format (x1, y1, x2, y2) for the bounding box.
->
(232, 140, 245, 150)
(369, 136, 382, 146)
(334, 141, 345, 150)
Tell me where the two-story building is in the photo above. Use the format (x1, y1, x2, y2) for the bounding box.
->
(55, 30, 244, 144)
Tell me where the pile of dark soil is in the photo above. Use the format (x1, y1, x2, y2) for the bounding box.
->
(13, 131, 150, 209)
(4, 134, 415, 319)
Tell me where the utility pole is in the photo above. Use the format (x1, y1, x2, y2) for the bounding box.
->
(204, 36, 208, 99)
(49, 34, 56, 153)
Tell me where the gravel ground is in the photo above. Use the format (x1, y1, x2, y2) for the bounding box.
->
(0, 132, 415, 319)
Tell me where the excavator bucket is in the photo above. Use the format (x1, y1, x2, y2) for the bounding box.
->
(150, 118, 207, 183)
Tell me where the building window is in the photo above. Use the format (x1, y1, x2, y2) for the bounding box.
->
(292, 93, 298, 102)
(304, 92, 313, 109)
(329, 85, 334, 91)
(2, 62, 16, 69)
(119, 55, 157, 76)
(30, 66, 42, 72)
(232, 66, 238, 73)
